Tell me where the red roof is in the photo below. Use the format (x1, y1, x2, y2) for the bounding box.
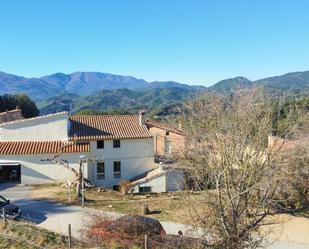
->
(69, 115, 152, 141)
(0, 141, 90, 155)
(145, 120, 183, 135)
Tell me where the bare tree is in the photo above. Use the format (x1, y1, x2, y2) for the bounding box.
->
(41, 142, 94, 199)
(179, 89, 298, 249)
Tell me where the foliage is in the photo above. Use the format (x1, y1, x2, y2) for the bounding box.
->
(272, 97, 309, 137)
(0, 93, 39, 118)
(85, 213, 205, 249)
(275, 145, 309, 210)
(180, 89, 298, 249)
(38, 87, 200, 115)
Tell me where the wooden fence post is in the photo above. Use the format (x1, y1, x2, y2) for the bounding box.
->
(144, 234, 148, 249)
(68, 224, 72, 248)
(2, 208, 6, 228)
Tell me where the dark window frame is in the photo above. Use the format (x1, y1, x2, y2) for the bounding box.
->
(97, 140, 104, 149)
(113, 140, 121, 148)
(97, 162, 105, 180)
(139, 186, 151, 193)
(113, 161, 121, 178)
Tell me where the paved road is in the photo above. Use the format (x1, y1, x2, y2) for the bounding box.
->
(0, 183, 197, 237)
(0, 184, 308, 249)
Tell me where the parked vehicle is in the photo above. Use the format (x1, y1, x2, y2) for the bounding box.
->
(0, 195, 21, 220)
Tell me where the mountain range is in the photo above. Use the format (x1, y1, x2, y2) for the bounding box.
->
(0, 71, 203, 101)
(0, 70, 309, 115)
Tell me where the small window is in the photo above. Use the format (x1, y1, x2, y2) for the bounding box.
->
(113, 140, 121, 148)
(139, 186, 151, 193)
(97, 162, 105, 180)
(165, 141, 172, 154)
(97, 140, 104, 149)
(166, 131, 169, 136)
(113, 161, 121, 178)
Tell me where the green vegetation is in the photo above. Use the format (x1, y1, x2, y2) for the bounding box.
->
(272, 97, 309, 137)
(0, 93, 39, 118)
(38, 87, 201, 116)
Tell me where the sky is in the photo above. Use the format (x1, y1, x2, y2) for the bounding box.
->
(0, 0, 309, 86)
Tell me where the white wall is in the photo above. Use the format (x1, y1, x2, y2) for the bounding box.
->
(133, 174, 167, 193)
(0, 112, 69, 141)
(0, 138, 155, 187)
(133, 169, 185, 193)
(0, 152, 88, 185)
(89, 138, 156, 188)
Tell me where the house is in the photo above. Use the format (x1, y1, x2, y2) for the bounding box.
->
(145, 119, 184, 160)
(0, 106, 24, 124)
(0, 112, 157, 188)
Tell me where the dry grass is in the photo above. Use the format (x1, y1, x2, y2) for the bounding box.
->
(31, 184, 200, 224)
(30, 184, 309, 247)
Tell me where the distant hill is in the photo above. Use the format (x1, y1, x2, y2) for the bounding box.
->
(209, 76, 253, 93)
(38, 87, 200, 115)
(209, 71, 309, 96)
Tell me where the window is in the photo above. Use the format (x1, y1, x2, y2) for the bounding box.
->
(139, 186, 151, 193)
(97, 162, 105, 180)
(164, 141, 172, 154)
(113, 161, 121, 178)
(165, 131, 169, 136)
(113, 140, 121, 148)
(97, 140, 104, 149)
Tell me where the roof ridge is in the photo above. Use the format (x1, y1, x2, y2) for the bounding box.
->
(0, 111, 68, 127)
(70, 114, 139, 118)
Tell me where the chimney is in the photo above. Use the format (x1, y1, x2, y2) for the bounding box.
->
(139, 109, 146, 126)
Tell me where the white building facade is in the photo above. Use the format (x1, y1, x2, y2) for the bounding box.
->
(0, 112, 157, 188)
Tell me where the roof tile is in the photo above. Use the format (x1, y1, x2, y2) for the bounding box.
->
(0, 141, 90, 155)
(69, 115, 152, 140)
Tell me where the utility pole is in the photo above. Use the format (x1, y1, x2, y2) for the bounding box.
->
(81, 159, 85, 207)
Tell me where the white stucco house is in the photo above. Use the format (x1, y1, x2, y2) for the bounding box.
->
(0, 112, 157, 188)
(0, 111, 185, 192)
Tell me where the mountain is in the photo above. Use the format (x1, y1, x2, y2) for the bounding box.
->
(0, 71, 202, 101)
(255, 71, 309, 94)
(209, 76, 253, 93)
(1, 70, 309, 115)
(209, 71, 309, 96)
(40, 72, 150, 96)
(0, 72, 63, 101)
(38, 87, 200, 115)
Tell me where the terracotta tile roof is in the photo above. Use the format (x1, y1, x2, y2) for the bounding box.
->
(69, 115, 152, 141)
(145, 120, 183, 135)
(0, 141, 90, 155)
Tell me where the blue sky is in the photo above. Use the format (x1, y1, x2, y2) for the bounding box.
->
(0, 0, 309, 86)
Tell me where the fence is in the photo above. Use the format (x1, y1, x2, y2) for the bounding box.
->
(0, 208, 107, 249)
(0, 208, 204, 249)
